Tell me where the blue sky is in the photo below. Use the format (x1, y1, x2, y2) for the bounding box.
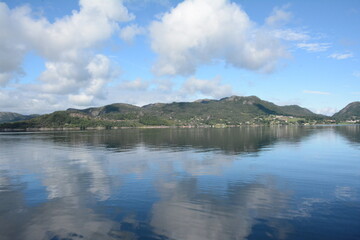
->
(0, 0, 359, 115)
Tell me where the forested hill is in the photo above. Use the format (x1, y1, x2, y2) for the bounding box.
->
(0, 112, 38, 123)
(333, 102, 360, 120)
(0, 95, 329, 130)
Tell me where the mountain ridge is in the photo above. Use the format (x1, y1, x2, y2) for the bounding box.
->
(332, 101, 360, 120)
(0, 95, 358, 130)
(0, 112, 38, 123)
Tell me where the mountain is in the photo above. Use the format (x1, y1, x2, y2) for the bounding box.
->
(0, 95, 325, 130)
(333, 102, 360, 120)
(0, 112, 38, 123)
(141, 95, 322, 124)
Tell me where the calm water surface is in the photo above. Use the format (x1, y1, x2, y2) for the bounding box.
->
(0, 126, 359, 240)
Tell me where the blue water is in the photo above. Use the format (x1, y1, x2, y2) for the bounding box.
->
(0, 126, 359, 240)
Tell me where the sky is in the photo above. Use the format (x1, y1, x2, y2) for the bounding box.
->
(0, 0, 359, 115)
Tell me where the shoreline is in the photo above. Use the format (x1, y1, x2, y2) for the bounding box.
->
(1, 123, 359, 132)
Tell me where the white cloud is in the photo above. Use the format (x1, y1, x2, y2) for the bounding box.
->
(0, 89, 68, 114)
(329, 52, 353, 60)
(149, 0, 288, 76)
(119, 24, 145, 43)
(66, 54, 117, 106)
(2, 0, 133, 61)
(265, 5, 292, 26)
(303, 90, 330, 95)
(272, 29, 310, 41)
(84, 54, 114, 97)
(68, 94, 94, 106)
(39, 60, 89, 94)
(181, 77, 233, 99)
(0, 0, 133, 107)
(296, 43, 331, 52)
(124, 0, 171, 8)
(37, 54, 117, 106)
(0, 70, 24, 86)
(0, 3, 29, 85)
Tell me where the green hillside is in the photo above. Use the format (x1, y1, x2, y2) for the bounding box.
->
(141, 96, 323, 124)
(0, 112, 38, 123)
(0, 95, 327, 130)
(333, 102, 360, 120)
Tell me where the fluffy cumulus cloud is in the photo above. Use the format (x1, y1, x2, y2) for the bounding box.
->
(0, 3, 28, 86)
(150, 0, 289, 76)
(0, 0, 133, 107)
(67, 54, 116, 105)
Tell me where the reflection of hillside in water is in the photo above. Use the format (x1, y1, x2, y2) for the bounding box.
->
(0, 126, 359, 239)
(50, 126, 314, 155)
(333, 125, 360, 145)
(0, 128, 298, 239)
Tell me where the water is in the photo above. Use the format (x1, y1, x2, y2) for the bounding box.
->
(0, 126, 359, 240)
